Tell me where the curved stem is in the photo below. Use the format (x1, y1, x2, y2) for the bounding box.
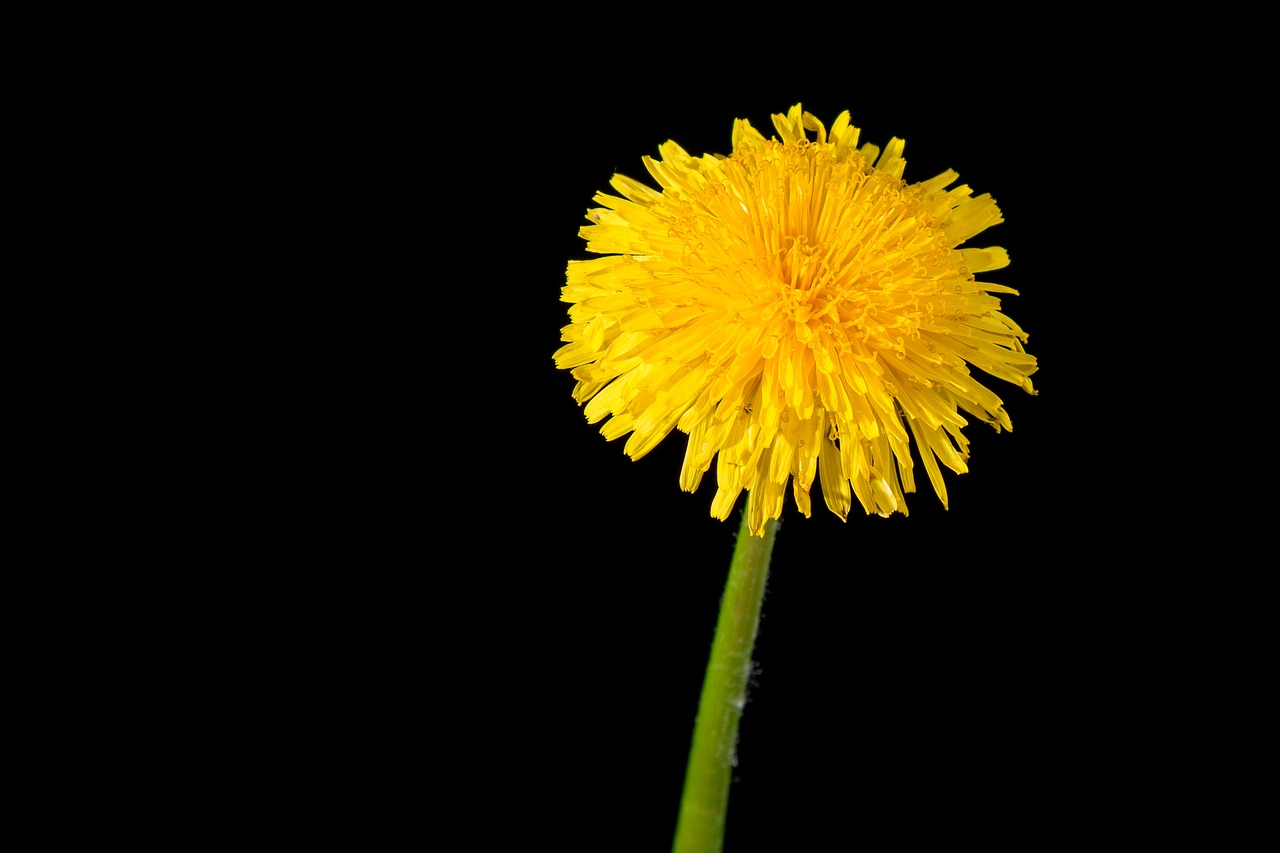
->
(672, 510, 778, 853)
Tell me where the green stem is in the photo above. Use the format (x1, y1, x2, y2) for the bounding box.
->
(672, 510, 778, 853)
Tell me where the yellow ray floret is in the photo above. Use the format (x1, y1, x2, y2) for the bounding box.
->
(555, 104, 1037, 536)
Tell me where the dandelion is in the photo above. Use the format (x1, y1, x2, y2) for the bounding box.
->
(556, 106, 1039, 852)
(555, 104, 1037, 537)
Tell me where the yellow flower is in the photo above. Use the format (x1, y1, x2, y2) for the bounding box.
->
(555, 105, 1037, 537)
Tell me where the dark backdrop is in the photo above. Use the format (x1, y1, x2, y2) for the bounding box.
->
(58, 14, 1265, 851)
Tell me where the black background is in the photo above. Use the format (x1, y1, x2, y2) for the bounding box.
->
(28, 14, 1266, 851)
(302, 31, 1267, 850)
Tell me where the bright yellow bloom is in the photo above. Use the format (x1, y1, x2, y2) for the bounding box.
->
(555, 105, 1037, 536)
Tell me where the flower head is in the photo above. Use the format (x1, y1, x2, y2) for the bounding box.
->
(555, 105, 1037, 536)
